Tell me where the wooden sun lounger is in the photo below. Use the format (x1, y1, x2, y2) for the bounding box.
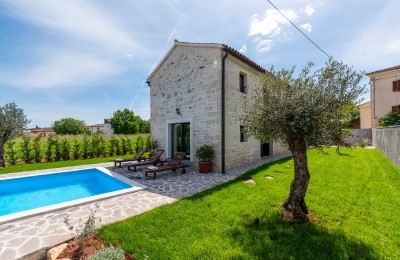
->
(144, 152, 187, 180)
(126, 149, 165, 172)
(113, 148, 147, 167)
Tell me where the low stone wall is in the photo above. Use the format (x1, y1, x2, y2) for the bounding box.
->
(373, 126, 400, 167)
(343, 129, 372, 145)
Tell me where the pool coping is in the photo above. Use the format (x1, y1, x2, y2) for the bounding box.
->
(0, 166, 147, 225)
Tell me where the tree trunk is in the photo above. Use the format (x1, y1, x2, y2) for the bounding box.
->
(282, 137, 310, 223)
(0, 130, 11, 168)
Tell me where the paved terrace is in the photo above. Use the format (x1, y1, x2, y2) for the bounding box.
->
(0, 153, 290, 259)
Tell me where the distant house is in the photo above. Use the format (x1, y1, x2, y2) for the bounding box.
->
(27, 126, 55, 137)
(87, 124, 105, 134)
(147, 40, 287, 173)
(103, 119, 114, 135)
(363, 65, 400, 128)
(358, 101, 371, 129)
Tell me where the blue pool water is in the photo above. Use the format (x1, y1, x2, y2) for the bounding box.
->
(0, 168, 131, 216)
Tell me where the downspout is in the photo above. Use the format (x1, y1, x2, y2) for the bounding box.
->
(372, 78, 376, 125)
(221, 49, 229, 174)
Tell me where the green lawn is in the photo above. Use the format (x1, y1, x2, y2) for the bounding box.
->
(0, 153, 148, 175)
(99, 148, 400, 259)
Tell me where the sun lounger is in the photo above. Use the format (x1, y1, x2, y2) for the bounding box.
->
(113, 148, 147, 167)
(126, 149, 165, 172)
(144, 152, 187, 179)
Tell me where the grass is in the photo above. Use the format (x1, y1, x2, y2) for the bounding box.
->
(0, 153, 149, 175)
(98, 148, 400, 259)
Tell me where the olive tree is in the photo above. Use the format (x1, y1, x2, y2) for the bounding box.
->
(240, 60, 364, 223)
(0, 102, 30, 168)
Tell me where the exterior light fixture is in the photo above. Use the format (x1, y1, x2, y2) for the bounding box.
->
(176, 108, 180, 115)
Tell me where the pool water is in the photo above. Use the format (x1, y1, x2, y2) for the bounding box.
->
(0, 168, 132, 216)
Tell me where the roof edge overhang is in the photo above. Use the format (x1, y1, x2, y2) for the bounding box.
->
(366, 65, 400, 78)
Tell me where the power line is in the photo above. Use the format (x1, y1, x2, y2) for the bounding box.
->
(266, 0, 331, 59)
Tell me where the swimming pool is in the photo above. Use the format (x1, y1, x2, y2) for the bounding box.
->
(0, 167, 146, 223)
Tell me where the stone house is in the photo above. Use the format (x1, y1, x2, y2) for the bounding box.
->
(362, 65, 400, 128)
(147, 40, 287, 173)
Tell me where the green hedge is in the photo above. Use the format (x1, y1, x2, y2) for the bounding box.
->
(4, 133, 151, 166)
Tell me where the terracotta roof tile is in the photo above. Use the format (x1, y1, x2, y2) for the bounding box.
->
(366, 65, 400, 76)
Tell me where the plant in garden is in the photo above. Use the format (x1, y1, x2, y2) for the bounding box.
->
(61, 138, 71, 161)
(114, 137, 121, 155)
(91, 133, 103, 158)
(110, 108, 146, 134)
(32, 136, 43, 163)
(20, 136, 33, 164)
(64, 205, 101, 256)
(5, 140, 18, 165)
(135, 135, 145, 153)
(71, 138, 81, 160)
(0, 102, 30, 168)
(45, 135, 55, 162)
(121, 137, 128, 155)
(378, 112, 400, 127)
(125, 136, 133, 154)
(89, 245, 125, 260)
(53, 136, 62, 161)
(146, 137, 158, 154)
(52, 117, 90, 135)
(82, 135, 91, 159)
(240, 60, 365, 222)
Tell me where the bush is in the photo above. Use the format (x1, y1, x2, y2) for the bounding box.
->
(61, 138, 70, 161)
(53, 136, 62, 161)
(89, 246, 125, 260)
(135, 135, 145, 153)
(20, 136, 33, 164)
(71, 138, 81, 160)
(379, 112, 400, 127)
(82, 135, 91, 159)
(32, 136, 43, 163)
(5, 141, 18, 165)
(45, 135, 55, 162)
(195, 144, 215, 162)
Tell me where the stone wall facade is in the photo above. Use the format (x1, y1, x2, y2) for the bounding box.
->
(343, 129, 372, 145)
(372, 126, 400, 167)
(148, 41, 289, 172)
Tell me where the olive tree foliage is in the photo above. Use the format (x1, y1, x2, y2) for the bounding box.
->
(0, 102, 31, 168)
(240, 60, 365, 223)
(52, 118, 90, 135)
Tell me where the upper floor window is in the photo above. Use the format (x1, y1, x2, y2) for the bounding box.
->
(239, 73, 247, 93)
(240, 125, 248, 142)
(393, 80, 400, 92)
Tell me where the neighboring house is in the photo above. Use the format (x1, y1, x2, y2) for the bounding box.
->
(27, 126, 55, 137)
(365, 65, 400, 127)
(87, 124, 105, 134)
(358, 101, 371, 129)
(147, 40, 287, 173)
(103, 119, 114, 135)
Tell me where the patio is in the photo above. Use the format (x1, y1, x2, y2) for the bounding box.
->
(0, 153, 290, 259)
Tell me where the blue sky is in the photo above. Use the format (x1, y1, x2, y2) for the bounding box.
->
(1, 0, 399, 128)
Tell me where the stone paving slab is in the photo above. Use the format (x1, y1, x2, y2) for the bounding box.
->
(0, 154, 290, 259)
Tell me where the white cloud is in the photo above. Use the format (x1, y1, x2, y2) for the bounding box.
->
(301, 23, 312, 33)
(249, 9, 298, 37)
(239, 45, 247, 53)
(255, 39, 273, 52)
(304, 4, 315, 16)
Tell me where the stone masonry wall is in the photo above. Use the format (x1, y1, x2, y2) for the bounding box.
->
(373, 126, 400, 167)
(343, 129, 372, 145)
(149, 45, 223, 172)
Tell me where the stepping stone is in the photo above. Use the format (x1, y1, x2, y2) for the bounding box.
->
(265, 176, 274, 180)
(243, 179, 256, 184)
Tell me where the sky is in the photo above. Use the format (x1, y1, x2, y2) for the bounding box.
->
(1, 0, 399, 128)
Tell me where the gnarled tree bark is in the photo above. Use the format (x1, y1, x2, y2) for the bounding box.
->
(282, 137, 310, 223)
(0, 130, 11, 168)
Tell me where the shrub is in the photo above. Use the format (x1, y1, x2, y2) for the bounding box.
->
(82, 135, 91, 159)
(45, 135, 55, 162)
(61, 138, 70, 161)
(5, 140, 18, 165)
(91, 133, 103, 158)
(32, 136, 43, 163)
(135, 135, 145, 153)
(20, 136, 33, 164)
(379, 112, 400, 127)
(89, 246, 125, 260)
(146, 137, 158, 154)
(71, 138, 81, 160)
(195, 144, 215, 162)
(53, 136, 62, 161)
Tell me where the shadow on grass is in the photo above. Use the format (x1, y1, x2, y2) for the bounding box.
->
(229, 212, 376, 259)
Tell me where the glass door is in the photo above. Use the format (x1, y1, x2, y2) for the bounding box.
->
(172, 123, 190, 158)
